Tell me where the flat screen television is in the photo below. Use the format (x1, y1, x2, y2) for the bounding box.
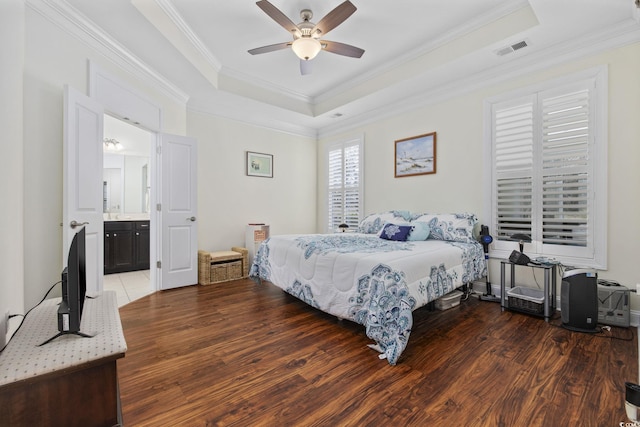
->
(40, 227, 93, 346)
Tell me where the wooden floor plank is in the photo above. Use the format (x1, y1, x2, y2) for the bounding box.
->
(117, 279, 637, 426)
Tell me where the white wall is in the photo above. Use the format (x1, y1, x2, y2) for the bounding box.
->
(319, 42, 640, 309)
(18, 7, 187, 309)
(9, 5, 315, 316)
(7, 4, 640, 323)
(0, 0, 25, 340)
(188, 111, 317, 252)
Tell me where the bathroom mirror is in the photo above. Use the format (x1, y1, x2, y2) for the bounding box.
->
(103, 114, 153, 217)
(103, 154, 150, 215)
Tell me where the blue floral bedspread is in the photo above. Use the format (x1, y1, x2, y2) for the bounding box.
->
(250, 233, 485, 365)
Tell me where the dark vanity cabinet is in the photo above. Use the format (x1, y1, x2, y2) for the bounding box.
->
(104, 220, 150, 274)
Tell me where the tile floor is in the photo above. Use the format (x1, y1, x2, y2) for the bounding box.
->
(104, 270, 154, 307)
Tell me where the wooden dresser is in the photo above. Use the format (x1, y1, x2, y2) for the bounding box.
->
(0, 291, 127, 427)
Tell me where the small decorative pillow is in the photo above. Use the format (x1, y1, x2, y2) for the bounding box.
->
(407, 222, 431, 241)
(379, 223, 412, 241)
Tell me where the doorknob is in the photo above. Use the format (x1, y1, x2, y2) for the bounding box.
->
(187, 216, 196, 222)
(70, 220, 89, 229)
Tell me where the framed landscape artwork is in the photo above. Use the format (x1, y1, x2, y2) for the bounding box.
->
(394, 132, 437, 178)
(246, 151, 273, 178)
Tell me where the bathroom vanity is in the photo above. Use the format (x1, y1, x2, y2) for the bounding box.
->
(104, 220, 150, 274)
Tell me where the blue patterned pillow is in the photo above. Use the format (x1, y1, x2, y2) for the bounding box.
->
(412, 213, 478, 243)
(379, 223, 412, 241)
(407, 222, 431, 241)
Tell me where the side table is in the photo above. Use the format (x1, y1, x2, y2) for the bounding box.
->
(500, 260, 557, 321)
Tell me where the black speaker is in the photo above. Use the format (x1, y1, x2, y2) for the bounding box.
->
(561, 268, 598, 332)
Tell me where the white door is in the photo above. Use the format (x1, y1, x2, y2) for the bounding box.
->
(63, 85, 104, 294)
(160, 133, 198, 290)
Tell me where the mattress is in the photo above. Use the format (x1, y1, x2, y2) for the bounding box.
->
(250, 233, 486, 365)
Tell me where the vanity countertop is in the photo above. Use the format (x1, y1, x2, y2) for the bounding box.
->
(104, 216, 149, 222)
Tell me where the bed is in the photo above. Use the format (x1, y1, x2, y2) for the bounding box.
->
(249, 211, 487, 365)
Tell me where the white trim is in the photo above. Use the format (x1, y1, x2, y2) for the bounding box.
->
(484, 66, 608, 269)
(27, 0, 640, 138)
(89, 61, 164, 132)
(219, 68, 315, 106)
(324, 135, 365, 233)
(314, 0, 531, 105)
(87, 65, 166, 293)
(319, 24, 640, 139)
(26, 0, 189, 106)
(154, 0, 222, 72)
(186, 104, 317, 139)
(476, 281, 640, 327)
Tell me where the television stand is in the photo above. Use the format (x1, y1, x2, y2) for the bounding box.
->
(0, 291, 127, 427)
(38, 330, 96, 346)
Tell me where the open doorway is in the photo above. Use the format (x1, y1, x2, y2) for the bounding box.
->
(102, 114, 154, 307)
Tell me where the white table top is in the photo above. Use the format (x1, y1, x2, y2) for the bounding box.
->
(0, 291, 127, 386)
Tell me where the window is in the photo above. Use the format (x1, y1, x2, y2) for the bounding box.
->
(327, 136, 363, 233)
(485, 67, 607, 268)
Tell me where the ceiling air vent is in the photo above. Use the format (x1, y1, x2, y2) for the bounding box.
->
(495, 40, 529, 57)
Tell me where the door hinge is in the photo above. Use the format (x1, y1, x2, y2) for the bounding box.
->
(156, 203, 161, 211)
(156, 146, 161, 155)
(157, 261, 161, 269)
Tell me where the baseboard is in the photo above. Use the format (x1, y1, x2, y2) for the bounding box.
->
(471, 280, 640, 327)
(630, 310, 640, 327)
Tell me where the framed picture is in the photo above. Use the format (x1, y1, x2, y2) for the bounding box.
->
(246, 151, 273, 178)
(394, 132, 437, 178)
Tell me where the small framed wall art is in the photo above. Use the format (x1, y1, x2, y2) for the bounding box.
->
(246, 151, 273, 178)
(394, 132, 437, 178)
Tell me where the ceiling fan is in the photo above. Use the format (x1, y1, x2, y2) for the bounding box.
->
(248, 0, 365, 75)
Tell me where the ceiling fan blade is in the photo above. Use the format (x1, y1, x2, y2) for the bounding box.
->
(248, 42, 291, 55)
(321, 40, 364, 58)
(300, 59, 312, 76)
(256, 0, 301, 37)
(312, 1, 357, 36)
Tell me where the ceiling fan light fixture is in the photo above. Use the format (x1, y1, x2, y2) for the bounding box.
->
(292, 37, 321, 60)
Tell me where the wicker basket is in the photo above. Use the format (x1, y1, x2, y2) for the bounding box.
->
(198, 249, 248, 285)
(507, 286, 544, 315)
(227, 261, 242, 280)
(211, 264, 229, 283)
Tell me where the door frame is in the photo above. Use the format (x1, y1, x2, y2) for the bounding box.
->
(88, 63, 165, 292)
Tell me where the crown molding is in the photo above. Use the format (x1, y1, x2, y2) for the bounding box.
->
(318, 20, 640, 139)
(187, 104, 317, 139)
(156, 0, 222, 72)
(219, 67, 315, 106)
(314, 0, 532, 106)
(26, 0, 189, 105)
(24, 0, 640, 140)
(187, 15, 640, 141)
(208, 0, 532, 109)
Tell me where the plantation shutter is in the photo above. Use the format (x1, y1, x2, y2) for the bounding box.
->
(491, 80, 596, 257)
(493, 98, 534, 240)
(327, 139, 362, 232)
(487, 69, 605, 267)
(328, 148, 344, 231)
(540, 88, 590, 247)
(343, 144, 361, 229)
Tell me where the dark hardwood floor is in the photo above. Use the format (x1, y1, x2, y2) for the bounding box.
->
(117, 279, 637, 426)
